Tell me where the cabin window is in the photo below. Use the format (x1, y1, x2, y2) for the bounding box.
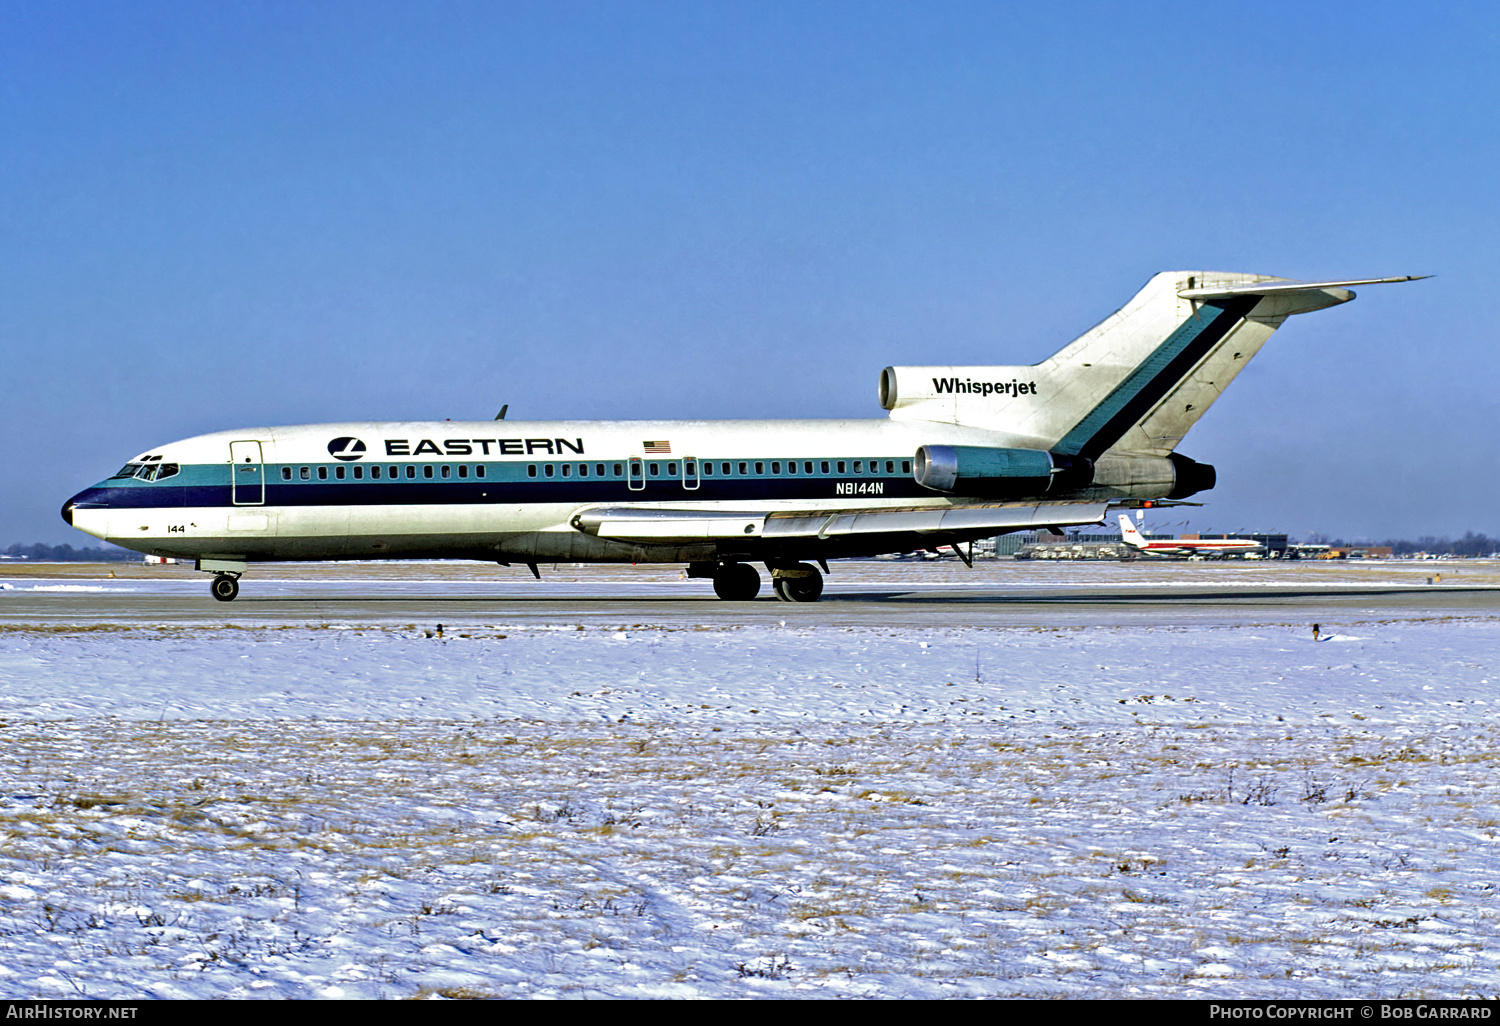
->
(804, 461, 813, 474)
(335, 466, 345, 480)
(371, 465, 381, 479)
(389, 466, 398, 478)
(786, 461, 795, 474)
(318, 466, 329, 480)
(853, 461, 862, 474)
(578, 463, 588, 477)
(755, 462, 764, 475)
(420, 466, 431, 479)
(902, 460, 911, 474)
(544, 464, 554, 477)
(667, 462, 677, 476)
(885, 460, 894, 474)
(561, 464, 571, 477)
(300, 467, 310, 480)
(820, 461, 830, 474)
(354, 466, 363, 479)
(770, 461, 779, 474)
(440, 465, 450, 478)
(596, 463, 605, 476)
(476, 465, 485, 478)
(836, 461, 846, 474)
(528, 465, 537, 478)
(613, 463, 623, 476)
(281, 467, 292, 481)
(649, 463, 659, 477)
(458, 465, 468, 478)
(702, 462, 713, 476)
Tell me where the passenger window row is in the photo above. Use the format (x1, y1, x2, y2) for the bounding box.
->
(274, 459, 914, 482)
(528, 463, 628, 479)
(692, 459, 911, 476)
(278, 464, 490, 481)
(527, 459, 912, 478)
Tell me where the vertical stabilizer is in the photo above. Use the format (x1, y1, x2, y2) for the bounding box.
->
(880, 271, 1390, 456)
(1118, 513, 1146, 548)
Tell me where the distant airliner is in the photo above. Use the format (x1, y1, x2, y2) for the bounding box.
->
(62, 272, 1422, 602)
(1117, 514, 1263, 558)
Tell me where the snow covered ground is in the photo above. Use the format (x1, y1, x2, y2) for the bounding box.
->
(2, 562, 1499, 998)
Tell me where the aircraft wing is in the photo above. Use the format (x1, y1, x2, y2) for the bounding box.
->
(570, 500, 1110, 544)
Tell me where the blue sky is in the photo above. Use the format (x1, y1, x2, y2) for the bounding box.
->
(4, 1, 1496, 544)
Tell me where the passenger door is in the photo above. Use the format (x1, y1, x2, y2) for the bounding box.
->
(229, 440, 265, 505)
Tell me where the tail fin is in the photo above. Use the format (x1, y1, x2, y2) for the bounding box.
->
(1117, 513, 1145, 547)
(882, 273, 1422, 457)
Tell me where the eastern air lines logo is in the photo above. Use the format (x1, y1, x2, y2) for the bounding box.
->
(328, 437, 367, 461)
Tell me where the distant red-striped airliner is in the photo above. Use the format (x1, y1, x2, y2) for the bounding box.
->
(1118, 515, 1262, 557)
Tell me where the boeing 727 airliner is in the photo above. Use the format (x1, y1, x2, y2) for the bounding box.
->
(61, 271, 1422, 602)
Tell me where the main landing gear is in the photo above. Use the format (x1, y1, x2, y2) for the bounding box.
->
(771, 563, 824, 603)
(691, 561, 826, 602)
(710, 562, 762, 601)
(210, 573, 241, 602)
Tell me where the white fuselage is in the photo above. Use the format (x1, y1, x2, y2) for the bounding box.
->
(65, 416, 1071, 565)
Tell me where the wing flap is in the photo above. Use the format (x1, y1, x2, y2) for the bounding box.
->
(572, 501, 1109, 544)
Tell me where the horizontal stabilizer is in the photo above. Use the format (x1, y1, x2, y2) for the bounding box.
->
(1176, 275, 1427, 300)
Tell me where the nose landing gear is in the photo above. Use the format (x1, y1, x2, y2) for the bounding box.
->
(196, 560, 248, 602)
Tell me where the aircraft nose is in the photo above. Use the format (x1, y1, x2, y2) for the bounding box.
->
(61, 499, 75, 527)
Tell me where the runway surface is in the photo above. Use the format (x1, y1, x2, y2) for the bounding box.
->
(5, 556, 1500, 999)
(5, 557, 1499, 629)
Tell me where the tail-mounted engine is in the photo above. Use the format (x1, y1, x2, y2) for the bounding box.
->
(913, 445, 1093, 498)
(913, 445, 1216, 501)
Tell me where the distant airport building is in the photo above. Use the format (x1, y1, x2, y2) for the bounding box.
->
(1014, 537, 1135, 560)
(925, 530, 1297, 561)
(1007, 529, 1288, 561)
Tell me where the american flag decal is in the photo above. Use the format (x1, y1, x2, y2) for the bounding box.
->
(642, 440, 672, 454)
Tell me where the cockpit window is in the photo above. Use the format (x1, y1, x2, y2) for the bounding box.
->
(110, 462, 179, 482)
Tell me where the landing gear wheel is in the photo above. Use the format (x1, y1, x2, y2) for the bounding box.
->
(773, 563, 824, 603)
(210, 574, 240, 602)
(712, 563, 761, 601)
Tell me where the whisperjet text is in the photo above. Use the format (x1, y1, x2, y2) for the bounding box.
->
(931, 377, 1038, 397)
(384, 437, 586, 457)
